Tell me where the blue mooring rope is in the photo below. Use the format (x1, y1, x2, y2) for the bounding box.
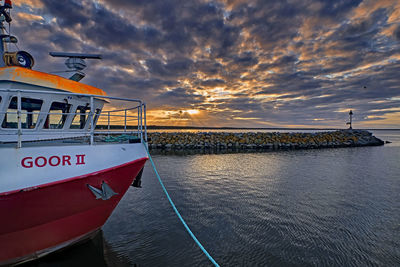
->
(144, 145, 220, 267)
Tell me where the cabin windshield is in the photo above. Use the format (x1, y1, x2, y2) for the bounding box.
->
(2, 97, 43, 129)
(44, 102, 71, 129)
(70, 105, 90, 129)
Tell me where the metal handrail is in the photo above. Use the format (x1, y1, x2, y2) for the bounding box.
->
(0, 112, 140, 119)
(0, 89, 147, 147)
(0, 88, 143, 104)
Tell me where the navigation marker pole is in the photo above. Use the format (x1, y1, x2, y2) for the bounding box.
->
(346, 110, 353, 130)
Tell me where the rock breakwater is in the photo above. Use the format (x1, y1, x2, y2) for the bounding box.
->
(148, 130, 383, 151)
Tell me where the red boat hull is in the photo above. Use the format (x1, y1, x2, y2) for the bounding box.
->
(0, 157, 147, 265)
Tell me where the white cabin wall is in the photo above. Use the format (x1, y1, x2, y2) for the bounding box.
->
(0, 83, 107, 142)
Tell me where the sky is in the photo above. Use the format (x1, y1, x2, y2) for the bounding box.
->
(10, 0, 400, 128)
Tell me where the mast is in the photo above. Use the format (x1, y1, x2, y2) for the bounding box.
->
(0, 0, 13, 67)
(0, 10, 7, 67)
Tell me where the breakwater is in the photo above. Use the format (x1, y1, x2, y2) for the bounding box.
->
(147, 130, 384, 151)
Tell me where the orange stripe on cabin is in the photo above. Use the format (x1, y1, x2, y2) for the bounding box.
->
(0, 67, 107, 96)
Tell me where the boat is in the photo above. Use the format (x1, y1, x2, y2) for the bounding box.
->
(0, 1, 148, 265)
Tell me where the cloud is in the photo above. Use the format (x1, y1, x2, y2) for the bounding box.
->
(10, 0, 400, 128)
(155, 87, 206, 108)
(199, 79, 226, 87)
(145, 58, 193, 78)
(15, 12, 44, 22)
(394, 25, 400, 40)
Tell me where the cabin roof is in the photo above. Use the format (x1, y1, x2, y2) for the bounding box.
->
(0, 67, 107, 96)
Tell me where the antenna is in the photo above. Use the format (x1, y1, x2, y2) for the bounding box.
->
(49, 52, 102, 82)
(49, 52, 102, 59)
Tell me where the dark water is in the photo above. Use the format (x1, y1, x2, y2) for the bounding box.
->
(26, 130, 400, 266)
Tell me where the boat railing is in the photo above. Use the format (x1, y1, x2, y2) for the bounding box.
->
(0, 89, 147, 148)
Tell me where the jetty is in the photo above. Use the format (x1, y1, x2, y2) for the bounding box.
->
(147, 130, 384, 151)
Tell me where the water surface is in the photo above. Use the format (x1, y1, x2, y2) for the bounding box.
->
(26, 130, 400, 266)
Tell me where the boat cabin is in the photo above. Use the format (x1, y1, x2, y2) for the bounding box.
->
(0, 67, 107, 143)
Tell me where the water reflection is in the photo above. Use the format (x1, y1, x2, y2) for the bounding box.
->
(21, 230, 132, 267)
(150, 147, 297, 156)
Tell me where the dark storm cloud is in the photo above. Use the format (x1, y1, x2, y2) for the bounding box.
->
(318, 0, 363, 18)
(323, 9, 389, 57)
(257, 55, 298, 71)
(232, 52, 258, 67)
(155, 87, 205, 107)
(199, 79, 226, 87)
(39, 0, 157, 50)
(194, 60, 224, 75)
(145, 58, 193, 78)
(217, 98, 265, 113)
(394, 25, 400, 40)
(13, 0, 400, 127)
(39, 0, 89, 27)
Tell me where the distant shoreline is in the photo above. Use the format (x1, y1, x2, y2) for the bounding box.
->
(96, 125, 400, 131)
(146, 126, 400, 131)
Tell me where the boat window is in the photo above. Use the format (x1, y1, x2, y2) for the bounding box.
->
(44, 101, 71, 129)
(70, 105, 90, 129)
(91, 109, 102, 129)
(2, 97, 43, 129)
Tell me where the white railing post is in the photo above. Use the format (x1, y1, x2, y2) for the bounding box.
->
(139, 104, 143, 142)
(144, 103, 147, 143)
(107, 111, 110, 136)
(17, 91, 22, 148)
(90, 96, 94, 145)
(124, 109, 127, 132)
(137, 106, 140, 139)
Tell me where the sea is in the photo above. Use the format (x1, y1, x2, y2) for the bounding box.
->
(25, 130, 400, 267)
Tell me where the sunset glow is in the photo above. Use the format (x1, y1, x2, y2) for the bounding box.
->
(185, 109, 200, 115)
(13, 0, 400, 128)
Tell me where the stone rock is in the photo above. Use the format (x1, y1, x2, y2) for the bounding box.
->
(146, 130, 384, 152)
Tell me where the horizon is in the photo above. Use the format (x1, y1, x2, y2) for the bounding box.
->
(13, 0, 400, 128)
(100, 124, 400, 131)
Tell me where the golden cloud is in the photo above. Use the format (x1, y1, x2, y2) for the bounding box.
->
(15, 12, 44, 22)
(14, 0, 44, 8)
